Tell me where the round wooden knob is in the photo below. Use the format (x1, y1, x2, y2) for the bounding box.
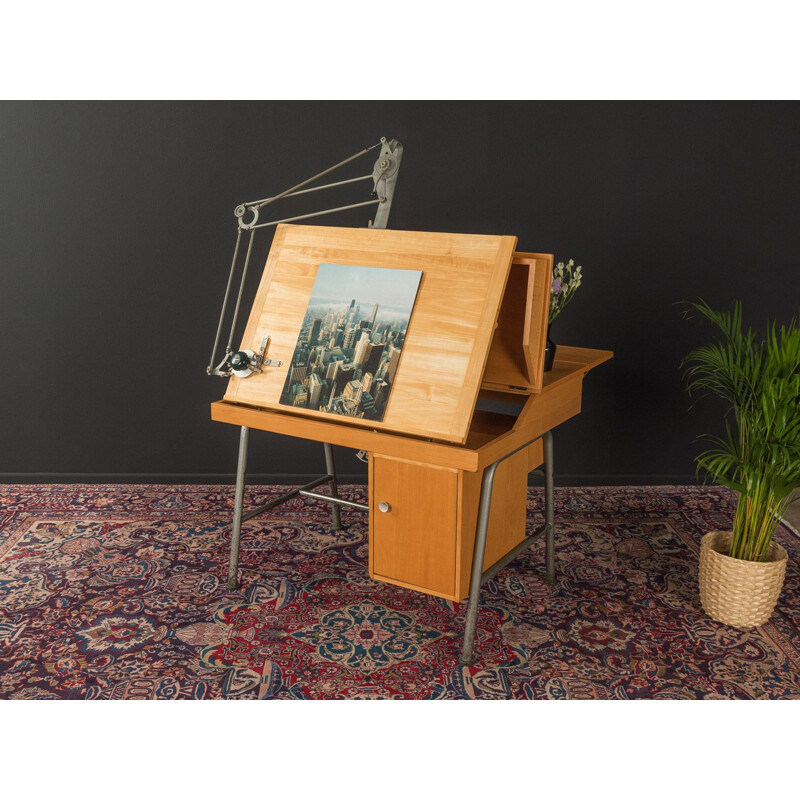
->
(378, 501, 391, 513)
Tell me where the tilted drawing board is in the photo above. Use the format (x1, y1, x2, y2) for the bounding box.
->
(222, 224, 517, 444)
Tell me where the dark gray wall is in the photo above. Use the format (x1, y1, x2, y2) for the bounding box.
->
(2, 101, 798, 483)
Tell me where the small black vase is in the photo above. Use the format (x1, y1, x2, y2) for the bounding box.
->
(543, 324, 556, 372)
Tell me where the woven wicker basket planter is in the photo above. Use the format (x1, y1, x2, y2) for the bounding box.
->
(699, 531, 788, 628)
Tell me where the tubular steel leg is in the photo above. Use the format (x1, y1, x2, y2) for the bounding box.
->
(460, 461, 500, 666)
(227, 426, 249, 590)
(544, 430, 556, 586)
(459, 431, 556, 665)
(323, 442, 343, 530)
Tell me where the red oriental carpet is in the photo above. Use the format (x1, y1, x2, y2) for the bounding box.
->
(1, 484, 798, 699)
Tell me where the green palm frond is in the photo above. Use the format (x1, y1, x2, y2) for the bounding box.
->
(682, 299, 800, 561)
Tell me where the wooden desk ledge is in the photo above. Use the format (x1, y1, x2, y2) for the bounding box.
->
(212, 345, 612, 474)
(211, 400, 482, 472)
(540, 345, 613, 390)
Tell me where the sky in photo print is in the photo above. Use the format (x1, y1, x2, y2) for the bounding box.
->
(308, 263, 421, 312)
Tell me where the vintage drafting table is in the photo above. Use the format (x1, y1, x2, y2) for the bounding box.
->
(211, 224, 612, 664)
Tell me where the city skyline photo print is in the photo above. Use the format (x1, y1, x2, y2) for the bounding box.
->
(279, 262, 423, 422)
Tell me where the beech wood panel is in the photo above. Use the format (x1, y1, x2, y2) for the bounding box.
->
(212, 400, 483, 471)
(541, 345, 614, 390)
(481, 261, 532, 389)
(484, 344, 613, 396)
(213, 346, 613, 602)
(455, 440, 543, 599)
(481, 252, 553, 394)
(369, 455, 458, 598)
(212, 347, 612, 473)
(523, 252, 553, 390)
(366, 443, 546, 601)
(472, 378, 583, 470)
(223, 224, 517, 444)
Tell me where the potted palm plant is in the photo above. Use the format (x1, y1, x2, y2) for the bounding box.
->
(683, 299, 800, 627)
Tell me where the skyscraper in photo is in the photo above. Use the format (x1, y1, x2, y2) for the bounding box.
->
(342, 379, 362, 406)
(307, 373, 323, 408)
(353, 331, 371, 367)
(360, 391, 375, 417)
(332, 363, 356, 396)
(326, 360, 341, 381)
(308, 317, 322, 346)
(364, 342, 385, 377)
(343, 323, 359, 355)
(291, 385, 308, 407)
(372, 379, 389, 414)
(386, 345, 401, 383)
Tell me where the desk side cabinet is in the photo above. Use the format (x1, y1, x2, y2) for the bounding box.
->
(368, 439, 544, 601)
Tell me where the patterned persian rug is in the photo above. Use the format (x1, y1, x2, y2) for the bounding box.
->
(1, 484, 798, 699)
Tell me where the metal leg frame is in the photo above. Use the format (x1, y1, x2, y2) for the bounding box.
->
(460, 430, 555, 666)
(227, 426, 250, 590)
(324, 442, 343, 530)
(226, 426, 365, 590)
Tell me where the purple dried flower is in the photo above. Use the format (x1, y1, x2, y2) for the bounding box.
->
(552, 278, 563, 294)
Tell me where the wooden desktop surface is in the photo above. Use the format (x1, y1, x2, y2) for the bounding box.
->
(211, 345, 613, 472)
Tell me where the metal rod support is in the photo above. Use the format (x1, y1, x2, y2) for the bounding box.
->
(460, 459, 501, 666)
(298, 490, 368, 511)
(225, 467, 363, 590)
(544, 430, 556, 585)
(324, 442, 343, 530)
(460, 431, 555, 666)
(241, 475, 332, 522)
(227, 425, 250, 590)
(245, 198, 381, 230)
(481, 522, 551, 586)
(253, 141, 383, 210)
(208, 137, 400, 381)
(245, 174, 372, 207)
(225, 229, 256, 354)
(207, 228, 242, 373)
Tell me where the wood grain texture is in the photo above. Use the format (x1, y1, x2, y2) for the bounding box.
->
(481, 252, 553, 394)
(481, 261, 532, 389)
(212, 347, 613, 474)
(369, 455, 458, 597)
(223, 224, 517, 444)
(455, 440, 543, 599)
(214, 346, 612, 602)
(474, 379, 583, 469)
(523, 252, 553, 390)
(540, 345, 614, 391)
(211, 400, 481, 471)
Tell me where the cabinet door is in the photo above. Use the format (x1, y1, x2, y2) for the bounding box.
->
(370, 456, 458, 599)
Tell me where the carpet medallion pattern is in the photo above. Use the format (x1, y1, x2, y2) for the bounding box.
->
(1, 485, 798, 699)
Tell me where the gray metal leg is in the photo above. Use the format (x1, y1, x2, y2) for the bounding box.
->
(544, 430, 556, 586)
(227, 425, 249, 590)
(459, 431, 556, 666)
(461, 461, 500, 666)
(323, 442, 343, 530)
